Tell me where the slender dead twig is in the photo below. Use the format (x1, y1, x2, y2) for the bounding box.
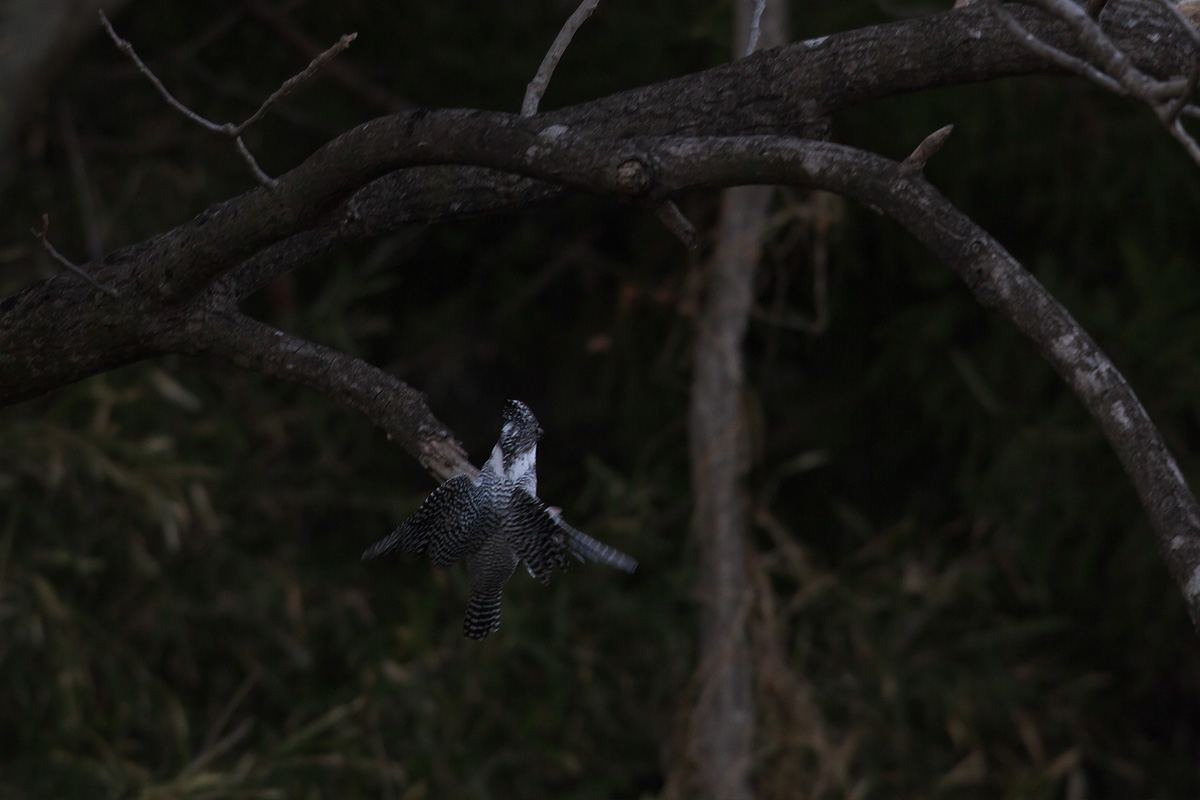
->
(98, 10, 355, 186)
(986, 0, 1124, 94)
(245, 2, 410, 113)
(236, 32, 357, 132)
(522, 0, 601, 117)
(1166, 57, 1200, 123)
(656, 201, 699, 250)
(31, 214, 118, 297)
(990, 0, 1200, 167)
(744, 0, 768, 56)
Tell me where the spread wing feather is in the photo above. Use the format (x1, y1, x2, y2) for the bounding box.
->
(507, 491, 572, 584)
(547, 508, 638, 573)
(361, 474, 484, 565)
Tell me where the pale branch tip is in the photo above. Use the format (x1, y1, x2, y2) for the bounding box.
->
(31, 213, 119, 297)
(745, 0, 768, 57)
(234, 31, 358, 135)
(899, 124, 954, 175)
(1168, 117, 1200, 162)
(522, 0, 601, 117)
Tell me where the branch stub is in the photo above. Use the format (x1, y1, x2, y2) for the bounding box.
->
(612, 156, 654, 197)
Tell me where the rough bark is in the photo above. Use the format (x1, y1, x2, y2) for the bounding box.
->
(4, 1, 1200, 628)
(2, 1, 1192, 407)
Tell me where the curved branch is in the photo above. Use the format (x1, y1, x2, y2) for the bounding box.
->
(0, 2, 1196, 623)
(126, 122, 1200, 626)
(176, 308, 474, 483)
(62, 0, 1200, 301)
(608, 133, 1200, 630)
(8, 115, 1200, 578)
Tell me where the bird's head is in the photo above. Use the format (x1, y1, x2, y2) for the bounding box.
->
(502, 400, 543, 438)
(499, 399, 543, 476)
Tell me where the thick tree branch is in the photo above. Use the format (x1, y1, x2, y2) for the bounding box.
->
(175, 119, 1200, 628)
(604, 132, 1200, 631)
(2, 1, 1198, 627)
(5, 0, 1188, 315)
(9, 120, 1200, 590)
(178, 308, 474, 483)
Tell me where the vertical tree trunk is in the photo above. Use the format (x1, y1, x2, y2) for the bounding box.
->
(684, 3, 787, 798)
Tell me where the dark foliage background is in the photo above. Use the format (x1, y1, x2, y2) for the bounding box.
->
(1, 1, 1199, 797)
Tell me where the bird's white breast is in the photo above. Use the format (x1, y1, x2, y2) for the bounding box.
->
(507, 444, 537, 494)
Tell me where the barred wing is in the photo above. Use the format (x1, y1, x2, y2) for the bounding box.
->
(362, 474, 485, 566)
(508, 491, 573, 584)
(508, 491, 638, 580)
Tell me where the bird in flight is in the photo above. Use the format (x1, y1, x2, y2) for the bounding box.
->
(363, 400, 637, 639)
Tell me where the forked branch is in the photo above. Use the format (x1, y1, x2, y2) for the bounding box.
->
(99, 10, 356, 185)
(989, 0, 1200, 165)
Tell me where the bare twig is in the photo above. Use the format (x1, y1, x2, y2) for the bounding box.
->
(899, 124, 954, 176)
(522, 0, 601, 117)
(1086, 0, 1110, 18)
(234, 32, 357, 133)
(31, 214, 118, 296)
(986, 0, 1125, 94)
(656, 200, 699, 249)
(246, 1, 410, 113)
(1168, 116, 1200, 161)
(1166, 57, 1200, 123)
(234, 137, 276, 186)
(98, 10, 355, 186)
(744, 0, 768, 56)
(1031, 0, 1182, 97)
(99, 11, 218, 129)
(991, 0, 1200, 167)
